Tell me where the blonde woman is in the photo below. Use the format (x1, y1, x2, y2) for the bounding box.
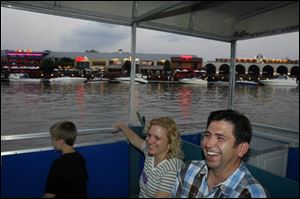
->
(114, 117, 184, 198)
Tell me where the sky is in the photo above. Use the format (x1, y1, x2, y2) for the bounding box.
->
(1, 7, 299, 62)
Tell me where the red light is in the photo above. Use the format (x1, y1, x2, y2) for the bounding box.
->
(76, 56, 85, 62)
(7, 53, 43, 56)
(180, 55, 192, 60)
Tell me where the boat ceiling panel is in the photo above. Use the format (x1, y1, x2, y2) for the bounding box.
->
(1, 1, 299, 42)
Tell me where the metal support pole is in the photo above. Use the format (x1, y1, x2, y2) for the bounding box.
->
(128, 22, 137, 126)
(228, 41, 236, 109)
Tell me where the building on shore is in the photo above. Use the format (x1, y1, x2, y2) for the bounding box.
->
(1, 50, 298, 80)
(1, 50, 203, 80)
(204, 54, 299, 81)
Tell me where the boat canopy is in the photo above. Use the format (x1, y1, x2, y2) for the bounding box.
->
(1, 1, 298, 42)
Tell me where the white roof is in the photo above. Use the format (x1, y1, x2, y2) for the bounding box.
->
(1, 1, 298, 42)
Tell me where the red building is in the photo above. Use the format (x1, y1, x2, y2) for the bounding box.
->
(171, 55, 203, 79)
(1, 49, 48, 68)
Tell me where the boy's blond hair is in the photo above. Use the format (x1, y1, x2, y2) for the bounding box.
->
(50, 121, 77, 146)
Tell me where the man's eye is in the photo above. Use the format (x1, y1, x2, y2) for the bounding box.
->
(203, 133, 210, 137)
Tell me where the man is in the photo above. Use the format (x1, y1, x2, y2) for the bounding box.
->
(172, 109, 268, 198)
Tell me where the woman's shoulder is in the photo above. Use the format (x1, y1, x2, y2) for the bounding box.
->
(156, 158, 183, 176)
(165, 158, 184, 169)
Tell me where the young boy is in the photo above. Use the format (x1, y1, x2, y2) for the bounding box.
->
(43, 121, 88, 198)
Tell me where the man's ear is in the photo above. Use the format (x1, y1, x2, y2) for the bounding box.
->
(238, 142, 249, 158)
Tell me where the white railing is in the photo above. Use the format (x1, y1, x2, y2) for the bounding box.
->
(1, 122, 298, 156)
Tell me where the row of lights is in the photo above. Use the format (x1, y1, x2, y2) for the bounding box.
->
(216, 58, 298, 64)
(40, 74, 83, 77)
(216, 71, 291, 75)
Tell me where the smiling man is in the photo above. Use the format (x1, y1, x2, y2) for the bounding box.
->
(171, 109, 268, 198)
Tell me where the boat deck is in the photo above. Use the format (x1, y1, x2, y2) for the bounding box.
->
(1, 126, 298, 197)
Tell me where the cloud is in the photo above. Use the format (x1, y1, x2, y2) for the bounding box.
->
(60, 22, 130, 51)
(1, 7, 299, 61)
(1, 7, 87, 51)
(134, 28, 230, 60)
(156, 33, 183, 42)
(237, 32, 299, 59)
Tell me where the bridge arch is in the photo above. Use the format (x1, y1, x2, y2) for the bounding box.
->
(276, 65, 288, 75)
(205, 63, 216, 75)
(219, 64, 229, 74)
(290, 66, 299, 77)
(248, 65, 260, 77)
(262, 65, 274, 78)
(236, 64, 246, 75)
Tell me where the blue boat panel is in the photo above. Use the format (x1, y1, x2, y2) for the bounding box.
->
(182, 133, 202, 146)
(78, 142, 129, 197)
(247, 164, 299, 198)
(1, 150, 59, 198)
(286, 147, 299, 181)
(1, 141, 130, 198)
(128, 126, 144, 197)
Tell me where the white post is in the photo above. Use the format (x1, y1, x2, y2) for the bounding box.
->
(228, 41, 236, 109)
(128, 22, 137, 126)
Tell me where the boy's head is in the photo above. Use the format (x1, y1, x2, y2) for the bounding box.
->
(50, 121, 77, 147)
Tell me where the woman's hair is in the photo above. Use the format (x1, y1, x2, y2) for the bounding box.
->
(49, 121, 77, 146)
(145, 117, 184, 160)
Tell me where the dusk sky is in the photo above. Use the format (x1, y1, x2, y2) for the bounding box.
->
(1, 7, 299, 61)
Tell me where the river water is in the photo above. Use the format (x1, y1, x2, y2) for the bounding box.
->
(1, 81, 299, 136)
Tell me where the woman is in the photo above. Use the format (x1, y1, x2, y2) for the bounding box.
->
(114, 117, 184, 198)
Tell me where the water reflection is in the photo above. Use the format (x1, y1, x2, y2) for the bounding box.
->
(234, 85, 299, 128)
(76, 84, 86, 121)
(178, 86, 192, 119)
(1, 82, 299, 135)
